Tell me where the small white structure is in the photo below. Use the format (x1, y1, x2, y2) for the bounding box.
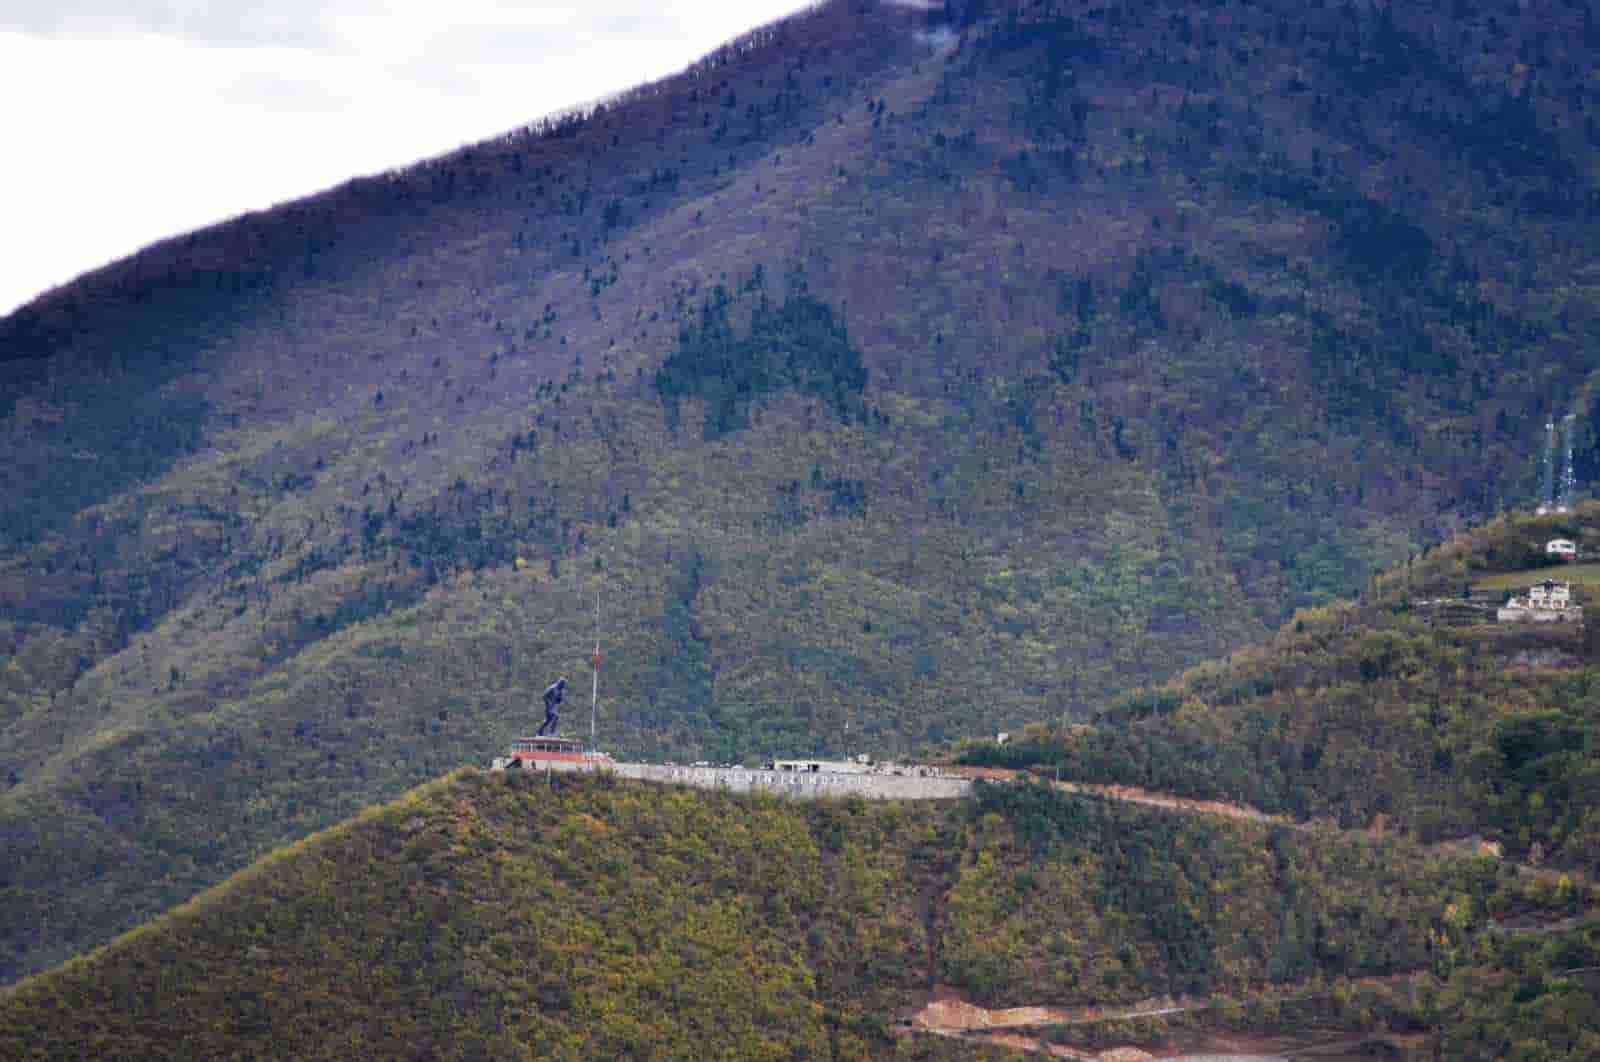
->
(764, 756, 950, 778)
(1497, 579, 1583, 623)
(1546, 538, 1577, 561)
(769, 758, 874, 775)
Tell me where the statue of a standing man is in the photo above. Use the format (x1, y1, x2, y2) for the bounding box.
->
(537, 677, 568, 736)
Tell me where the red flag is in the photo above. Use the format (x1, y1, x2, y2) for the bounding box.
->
(592, 643, 602, 670)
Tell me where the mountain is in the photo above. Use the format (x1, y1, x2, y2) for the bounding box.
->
(4, 769, 1591, 1059)
(960, 503, 1600, 877)
(3, 0, 1600, 981)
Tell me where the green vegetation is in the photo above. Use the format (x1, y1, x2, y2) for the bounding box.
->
(1, 770, 1585, 1058)
(1433, 919, 1600, 1061)
(0, 772, 940, 1060)
(1477, 565, 1600, 592)
(654, 289, 868, 438)
(949, 781, 1587, 1006)
(4, 0, 1600, 984)
(961, 507, 1600, 873)
(0, 384, 209, 553)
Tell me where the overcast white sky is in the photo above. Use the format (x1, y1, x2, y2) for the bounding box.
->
(0, 1, 815, 318)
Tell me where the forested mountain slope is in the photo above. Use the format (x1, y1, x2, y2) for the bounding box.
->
(3, 0, 1600, 981)
(962, 504, 1600, 876)
(3, 770, 1590, 1060)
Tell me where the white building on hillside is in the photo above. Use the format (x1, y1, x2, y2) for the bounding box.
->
(1546, 538, 1577, 560)
(1497, 579, 1582, 623)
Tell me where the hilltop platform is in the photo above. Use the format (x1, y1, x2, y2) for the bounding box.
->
(491, 756, 973, 801)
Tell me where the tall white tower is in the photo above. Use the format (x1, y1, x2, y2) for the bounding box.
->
(1558, 413, 1577, 512)
(1538, 419, 1556, 514)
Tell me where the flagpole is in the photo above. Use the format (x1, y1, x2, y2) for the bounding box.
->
(591, 585, 600, 753)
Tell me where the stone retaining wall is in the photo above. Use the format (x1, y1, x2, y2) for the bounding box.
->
(527, 759, 973, 800)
